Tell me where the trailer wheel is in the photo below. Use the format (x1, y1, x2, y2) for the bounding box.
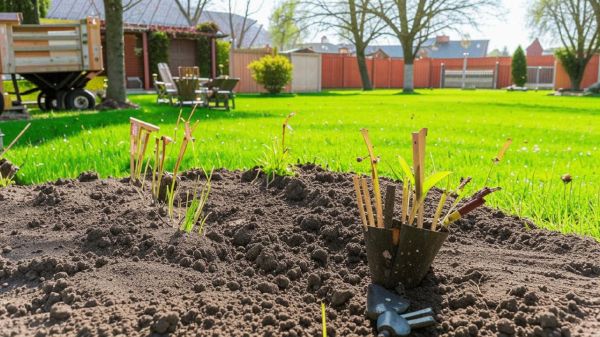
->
(66, 89, 95, 110)
(38, 92, 50, 111)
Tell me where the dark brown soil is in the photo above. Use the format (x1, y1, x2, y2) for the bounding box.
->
(1, 165, 599, 337)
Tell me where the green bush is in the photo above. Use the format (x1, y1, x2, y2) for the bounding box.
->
(149, 32, 169, 76)
(511, 46, 527, 87)
(217, 40, 230, 76)
(248, 54, 293, 94)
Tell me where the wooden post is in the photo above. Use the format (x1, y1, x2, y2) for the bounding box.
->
(412, 128, 427, 228)
(210, 37, 217, 78)
(142, 32, 151, 90)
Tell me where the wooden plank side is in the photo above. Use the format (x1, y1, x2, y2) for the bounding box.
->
(15, 55, 81, 67)
(13, 26, 77, 33)
(13, 45, 81, 52)
(11, 34, 80, 41)
(0, 25, 10, 73)
(86, 17, 103, 71)
(15, 64, 82, 73)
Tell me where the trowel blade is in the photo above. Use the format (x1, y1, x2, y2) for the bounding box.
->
(366, 284, 410, 320)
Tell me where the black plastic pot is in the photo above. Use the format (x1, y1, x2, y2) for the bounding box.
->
(364, 223, 448, 289)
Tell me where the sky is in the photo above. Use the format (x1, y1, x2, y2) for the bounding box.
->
(229, 0, 545, 52)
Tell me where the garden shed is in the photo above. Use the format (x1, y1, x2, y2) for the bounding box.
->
(283, 49, 322, 93)
(230, 48, 322, 94)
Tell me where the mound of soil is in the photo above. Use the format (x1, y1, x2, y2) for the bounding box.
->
(0, 165, 599, 337)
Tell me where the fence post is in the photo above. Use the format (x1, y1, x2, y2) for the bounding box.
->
(494, 61, 499, 89)
(597, 56, 600, 84)
(440, 63, 445, 88)
(536, 66, 541, 90)
(371, 57, 376, 89)
(341, 55, 345, 88)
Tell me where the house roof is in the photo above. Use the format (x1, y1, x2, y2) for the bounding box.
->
(297, 42, 354, 54)
(47, 0, 269, 47)
(303, 38, 489, 59)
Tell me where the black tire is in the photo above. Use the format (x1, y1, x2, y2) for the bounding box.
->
(0, 91, 4, 113)
(37, 92, 49, 111)
(56, 91, 69, 110)
(66, 89, 95, 111)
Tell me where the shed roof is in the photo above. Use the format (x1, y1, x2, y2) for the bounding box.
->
(48, 0, 269, 47)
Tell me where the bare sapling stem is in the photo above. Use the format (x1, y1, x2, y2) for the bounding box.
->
(441, 177, 473, 224)
(411, 129, 427, 228)
(431, 191, 448, 231)
(129, 118, 159, 181)
(361, 177, 376, 228)
(352, 175, 368, 230)
(400, 181, 409, 224)
(443, 187, 501, 227)
(282, 112, 295, 151)
(360, 129, 384, 228)
(484, 138, 512, 186)
(0, 123, 31, 159)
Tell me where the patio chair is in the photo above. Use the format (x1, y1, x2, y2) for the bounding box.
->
(206, 78, 239, 110)
(153, 63, 178, 105)
(175, 76, 204, 107)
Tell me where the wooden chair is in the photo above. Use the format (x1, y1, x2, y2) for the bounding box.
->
(153, 63, 178, 105)
(206, 78, 239, 110)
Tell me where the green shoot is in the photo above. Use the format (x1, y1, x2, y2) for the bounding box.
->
(259, 112, 296, 183)
(180, 172, 212, 235)
(0, 123, 31, 188)
(0, 172, 13, 188)
(407, 170, 452, 226)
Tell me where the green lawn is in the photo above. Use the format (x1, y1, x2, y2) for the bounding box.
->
(1, 90, 599, 237)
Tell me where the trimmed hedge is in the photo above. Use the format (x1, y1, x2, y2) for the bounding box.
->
(149, 32, 169, 76)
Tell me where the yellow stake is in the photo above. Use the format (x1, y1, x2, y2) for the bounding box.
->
(321, 302, 327, 337)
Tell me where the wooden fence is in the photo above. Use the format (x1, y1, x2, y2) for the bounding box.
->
(321, 54, 600, 90)
(230, 48, 600, 92)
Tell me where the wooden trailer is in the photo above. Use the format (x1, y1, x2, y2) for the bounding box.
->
(0, 13, 103, 114)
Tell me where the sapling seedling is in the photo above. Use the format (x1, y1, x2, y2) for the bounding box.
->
(129, 118, 160, 182)
(360, 129, 384, 228)
(0, 123, 31, 187)
(180, 171, 212, 235)
(259, 112, 296, 184)
(166, 120, 199, 221)
(484, 138, 512, 186)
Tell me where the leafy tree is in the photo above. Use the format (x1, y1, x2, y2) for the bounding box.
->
(368, 0, 497, 93)
(530, 0, 599, 91)
(0, 0, 50, 24)
(511, 46, 527, 87)
(302, 0, 385, 91)
(248, 54, 293, 94)
(269, 0, 303, 51)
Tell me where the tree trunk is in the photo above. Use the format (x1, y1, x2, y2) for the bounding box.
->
(103, 0, 127, 104)
(403, 63, 414, 93)
(356, 48, 372, 91)
(569, 74, 582, 92)
(31, 0, 40, 24)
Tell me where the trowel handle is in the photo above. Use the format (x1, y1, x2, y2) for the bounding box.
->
(401, 307, 434, 319)
(407, 316, 436, 329)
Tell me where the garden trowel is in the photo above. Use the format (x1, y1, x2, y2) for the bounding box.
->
(366, 284, 410, 320)
(376, 308, 436, 337)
